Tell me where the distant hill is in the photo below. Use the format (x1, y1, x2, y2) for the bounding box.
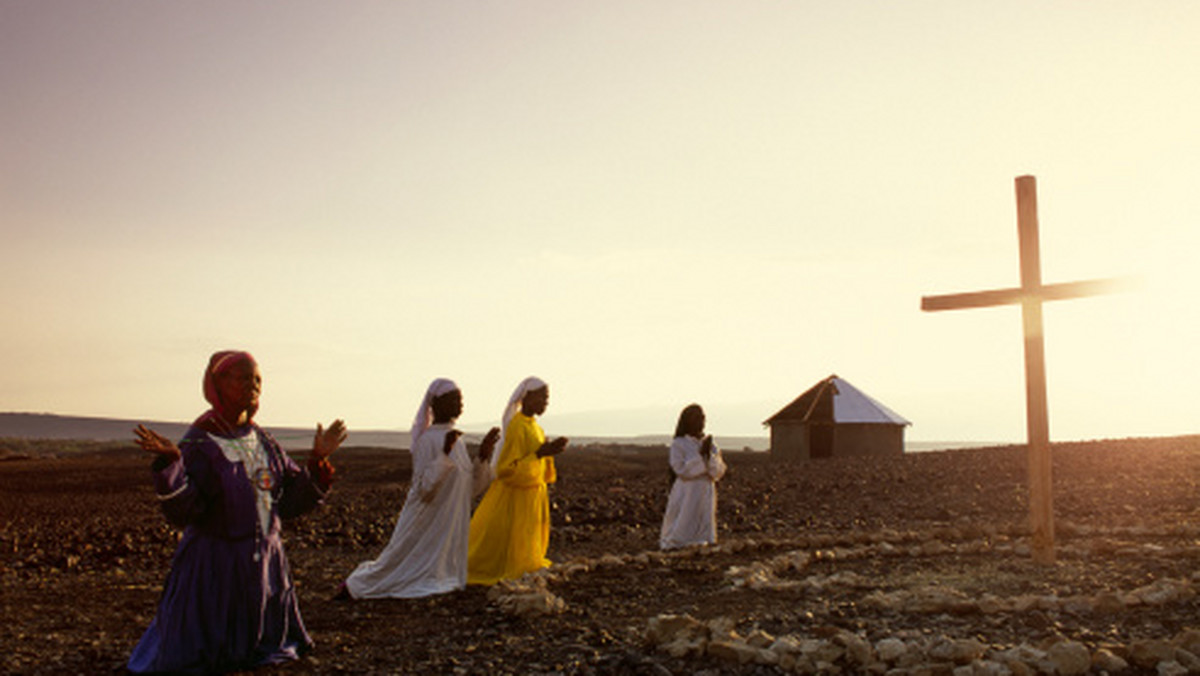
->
(0, 413, 376, 451)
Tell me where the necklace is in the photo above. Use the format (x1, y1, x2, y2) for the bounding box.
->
(212, 430, 275, 540)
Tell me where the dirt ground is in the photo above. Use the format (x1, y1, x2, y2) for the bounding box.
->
(1, 436, 1198, 674)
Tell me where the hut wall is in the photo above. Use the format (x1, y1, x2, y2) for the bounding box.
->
(833, 423, 904, 457)
(768, 421, 809, 461)
(770, 422, 904, 461)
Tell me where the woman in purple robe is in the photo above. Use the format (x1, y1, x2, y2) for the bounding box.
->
(127, 350, 346, 674)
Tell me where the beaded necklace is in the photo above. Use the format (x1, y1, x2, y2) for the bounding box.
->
(210, 425, 275, 541)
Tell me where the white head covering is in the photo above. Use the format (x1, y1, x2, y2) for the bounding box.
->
(410, 378, 459, 448)
(495, 376, 548, 466)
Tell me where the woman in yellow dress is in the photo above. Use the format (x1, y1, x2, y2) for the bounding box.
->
(467, 377, 568, 585)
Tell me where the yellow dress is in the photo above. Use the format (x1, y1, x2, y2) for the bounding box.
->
(467, 413, 557, 585)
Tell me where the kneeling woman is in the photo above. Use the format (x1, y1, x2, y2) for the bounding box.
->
(467, 377, 568, 585)
(128, 350, 346, 674)
(341, 378, 499, 599)
(660, 403, 726, 550)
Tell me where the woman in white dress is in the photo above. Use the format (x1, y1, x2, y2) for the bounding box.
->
(660, 403, 727, 550)
(339, 379, 499, 599)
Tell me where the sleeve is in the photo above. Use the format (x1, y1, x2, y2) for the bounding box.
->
(472, 456, 495, 497)
(271, 431, 329, 520)
(707, 442, 727, 481)
(495, 418, 546, 487)
(152, 435, 216, 529)
(669, 438, 710, 481)
(412, 431, 457, 503)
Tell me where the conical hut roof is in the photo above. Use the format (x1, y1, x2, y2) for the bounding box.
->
(764, 375, 910, 426)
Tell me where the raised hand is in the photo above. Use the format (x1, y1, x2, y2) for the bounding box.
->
(312, 419, 347, 459)
(443, 429, 463, 456)
(134, 425, 181, 462)
(478, 426, 501, 463)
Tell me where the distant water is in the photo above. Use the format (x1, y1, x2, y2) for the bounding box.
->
(906, 440, 1011, 453)
(331, 433, 1003, 454)
(0, 413, 1006, 454)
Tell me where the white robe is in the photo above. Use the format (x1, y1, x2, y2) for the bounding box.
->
(659, 435, 726, 550)
(344, 424, 493, 598)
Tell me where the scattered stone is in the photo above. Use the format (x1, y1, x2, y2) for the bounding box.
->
(1045, 640, 1090, 676)
(834, 630, 873, 666)
(486, 575, 566, 618)
(1174, 629, 1200, 656)
(705, 639, 759, 665)
(1129, 639, 1177, 669)
(1091, 648, 1129, 673)
(875, 637, 908, 664)
(1126, 579, 1195, 606)
(1174, 647, 1200, 672)
(1093, 591, 1126, 614)
(928, 636, 987, 664)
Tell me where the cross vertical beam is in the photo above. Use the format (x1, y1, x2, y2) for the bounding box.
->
(1016, 176, 1055, 564)
(922, 175, 1123, 565)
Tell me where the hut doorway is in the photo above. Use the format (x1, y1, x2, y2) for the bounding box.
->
(810, 424, 834, 459)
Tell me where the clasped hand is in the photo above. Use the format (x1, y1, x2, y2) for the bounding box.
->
(442, 427, 501, 463)
(536, 436, 569, 458)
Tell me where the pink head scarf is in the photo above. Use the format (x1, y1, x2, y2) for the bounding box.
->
(196, 350, 259, 432)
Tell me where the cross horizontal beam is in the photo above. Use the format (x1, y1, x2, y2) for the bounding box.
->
(921, 277, 1125, 312)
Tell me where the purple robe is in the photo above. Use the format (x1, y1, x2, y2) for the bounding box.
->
(128, 424, 327, 674)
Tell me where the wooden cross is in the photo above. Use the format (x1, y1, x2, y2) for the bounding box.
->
(922, 175, 1121, 565)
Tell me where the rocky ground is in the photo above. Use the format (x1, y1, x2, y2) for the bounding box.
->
(1, 436, 1198, 675)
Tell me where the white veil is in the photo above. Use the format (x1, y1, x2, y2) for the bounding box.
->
(494, 376, 547, 467)
(410, 378, 459, 449)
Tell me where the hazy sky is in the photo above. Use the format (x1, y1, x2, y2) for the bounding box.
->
(3, 1, 1198, 441)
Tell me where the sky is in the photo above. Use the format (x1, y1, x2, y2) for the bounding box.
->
(3, 1, 1199, 442)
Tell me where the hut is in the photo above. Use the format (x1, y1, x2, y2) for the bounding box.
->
(765, 375, 910, 461)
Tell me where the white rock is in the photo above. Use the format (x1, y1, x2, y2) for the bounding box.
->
(646, 613, 704, 644)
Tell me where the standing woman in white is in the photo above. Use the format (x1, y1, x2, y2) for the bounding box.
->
(659, 404, 727, 550)
(339, 379, 499, 599)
